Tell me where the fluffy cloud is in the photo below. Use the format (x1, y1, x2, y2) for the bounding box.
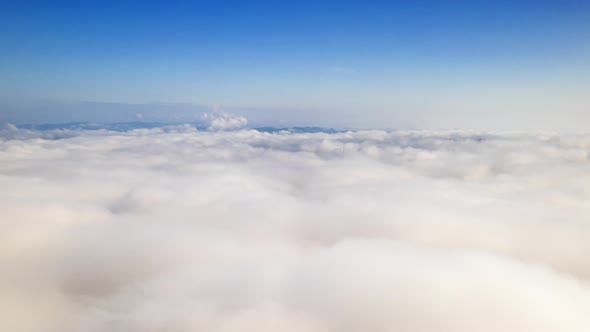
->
(1, 126, 590, 332)
(203, 111, 248, 130)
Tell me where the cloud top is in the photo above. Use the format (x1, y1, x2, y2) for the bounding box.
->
(1, 127, 590, 331)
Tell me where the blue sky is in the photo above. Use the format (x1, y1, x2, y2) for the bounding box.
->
(1, 0, 589, 130)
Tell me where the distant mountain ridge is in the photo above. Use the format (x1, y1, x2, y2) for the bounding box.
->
(253, 126, 340, 134)
(15, 122, 342, 134)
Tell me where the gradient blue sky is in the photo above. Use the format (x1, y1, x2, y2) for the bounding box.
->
(1, 0, 589, 130)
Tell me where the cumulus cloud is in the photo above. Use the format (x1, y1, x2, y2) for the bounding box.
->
(1, 127, 590, 332)
(202, 109, 248, 130)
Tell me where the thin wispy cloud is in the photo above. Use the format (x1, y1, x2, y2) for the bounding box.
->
(328, 65, 356, 75)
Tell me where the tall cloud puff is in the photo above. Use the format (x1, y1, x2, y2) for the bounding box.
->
(203, 110, 248, 130)
(1, 127, 590, 332)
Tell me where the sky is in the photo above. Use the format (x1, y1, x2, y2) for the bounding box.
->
(1, 0, 590, 130)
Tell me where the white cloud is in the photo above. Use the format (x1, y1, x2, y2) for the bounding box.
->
(1, 127, 590, 331)
(202, 110, 248, 131)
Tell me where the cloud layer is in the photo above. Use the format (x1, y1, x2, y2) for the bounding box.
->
(1, 126, 590, 332)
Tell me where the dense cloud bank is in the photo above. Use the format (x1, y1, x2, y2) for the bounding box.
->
(1, 126, 590, 332)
